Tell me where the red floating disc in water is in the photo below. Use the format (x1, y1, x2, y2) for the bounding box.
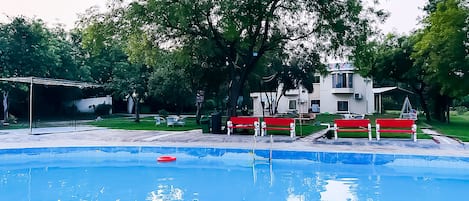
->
(157, 156, 176, 162)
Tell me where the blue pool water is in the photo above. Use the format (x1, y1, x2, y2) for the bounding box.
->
(0, 146, 468, 201)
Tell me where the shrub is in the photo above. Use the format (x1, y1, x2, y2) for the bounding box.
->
(454, 106, 468, 115)
(204, 99, 216, 111)
(158, 109, 168, 118)
(95, 104, 112, 116)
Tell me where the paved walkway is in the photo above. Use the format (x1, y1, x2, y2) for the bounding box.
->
(0, 126, 467, 157)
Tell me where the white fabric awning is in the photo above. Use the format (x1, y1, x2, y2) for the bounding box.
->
(0, 77, 101, 88)
(372, 87, 414, 94)
(0, 76, 102, 134)
(372, 87, 397, 94)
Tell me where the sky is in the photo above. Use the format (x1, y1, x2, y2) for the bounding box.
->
(0, 0, 107, 30)
(0, 0, 427, 34)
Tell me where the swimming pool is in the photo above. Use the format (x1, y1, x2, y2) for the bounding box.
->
(0, 146, 468, 201)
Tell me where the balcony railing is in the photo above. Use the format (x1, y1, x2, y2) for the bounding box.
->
(331, 88, 354, 94)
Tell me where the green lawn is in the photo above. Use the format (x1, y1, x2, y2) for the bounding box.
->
(86, 114, 434, 140)
(87, 115, 328, 136)
(89, 116, 201, 131)
(4, 112, 461, 141)
(0, 123, 28, 130)
(427, 114, 469, 142)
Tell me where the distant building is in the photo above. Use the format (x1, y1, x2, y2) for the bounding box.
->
(64, 95, 113, 114)
(250, 63, 375, 116)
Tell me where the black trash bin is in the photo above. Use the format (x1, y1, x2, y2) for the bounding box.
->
(200, 117, 210, 133)
(211, 112, 222, 134)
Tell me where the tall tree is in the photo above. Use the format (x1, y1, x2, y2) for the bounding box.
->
(147, 51, 194, 114)
(77, 4, 154, 122)
(111, 61, 149, 122)
(353, 34, 432, 120)
(106, 0, 382, 117)
(0, 17, 91, 119)
(413, 0, 469, 122)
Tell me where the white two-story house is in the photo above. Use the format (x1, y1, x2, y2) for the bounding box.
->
(250, 63, 374, 116)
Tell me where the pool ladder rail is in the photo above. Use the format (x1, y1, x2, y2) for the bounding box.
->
(251, 134, 274, 185)
(251, 134, 273, 164)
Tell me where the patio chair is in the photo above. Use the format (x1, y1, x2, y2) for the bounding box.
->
(166, 115, 186, 127)
(154, 115, 166, 125)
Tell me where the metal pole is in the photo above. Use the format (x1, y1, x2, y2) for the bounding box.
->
(29, 77, 33, 134)
(379, 94, 382, 114)
(260, 81, 264, 119)
(298, 85, 303, 136)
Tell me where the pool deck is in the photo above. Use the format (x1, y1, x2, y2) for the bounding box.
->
(0, 126, 467, 157)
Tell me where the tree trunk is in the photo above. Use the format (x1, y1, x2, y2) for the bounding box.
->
(195, 102, 202, 124)
(416, 90, 431, 121)
(225, 52, 260, 117)
(227, 79, 242, 117)
(410, 83, 431, 121)
(133, 97, 140, 123)
(433, 94, 449, 123)
(446, 96, 451, 124)
(3, 91, 8, 123)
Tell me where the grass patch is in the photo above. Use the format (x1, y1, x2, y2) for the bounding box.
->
(89, 116, 201, 131)
(0, 123, 28, 130)
(88, 115, 328, 136)
(427, 114, 469, 142)
(1, 113, 441, 141)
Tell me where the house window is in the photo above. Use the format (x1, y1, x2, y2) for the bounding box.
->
(332, 73, 353, 88)
(289, 100, 297, 110)
(337, 101, 349, 112)
(313, 76, 320, 83)
(311, 100, 320, 113)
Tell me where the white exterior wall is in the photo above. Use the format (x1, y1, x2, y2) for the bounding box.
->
(319, 74, 373, 114)
(250, 63, 374, 116)
(250, 85, 310, 117)
(65, 95, 113, 114)
(250, 92, 264, 117)
(309, 83, 321, 100)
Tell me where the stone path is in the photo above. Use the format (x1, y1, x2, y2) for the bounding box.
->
(0, 126, 466, 157)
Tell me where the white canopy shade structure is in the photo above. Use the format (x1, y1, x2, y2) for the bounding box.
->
(0, 77, 102, 134)
(372, 87, 414, 114)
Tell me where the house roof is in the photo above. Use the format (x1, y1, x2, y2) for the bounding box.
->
(372, 87, 397, 94)
(372, 87, 414, 94)
(0, 76, 102, 88)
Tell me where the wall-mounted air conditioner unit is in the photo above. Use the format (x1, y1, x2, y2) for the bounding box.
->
(354, 93, 363, 100)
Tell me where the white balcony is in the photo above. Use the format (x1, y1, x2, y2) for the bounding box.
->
(331, 88, 354, 94)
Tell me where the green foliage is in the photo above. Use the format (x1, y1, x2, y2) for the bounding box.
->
(0, 17, 90, 81)
(454, 95, 469, 108)
(204, 99, 217, 111)
(453, 106, 468, 115)
(89, 116, 201, 131)
(94, 104, 112, 116)
(429, 114, 469, 141)
(0, 17, 94, 119)
(148, 51, 194, 112)
(99, 0, 382, 116)
(352, 0, 469, 122)
(158, 109, 168, 118)
(413, 0, 469, 98)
